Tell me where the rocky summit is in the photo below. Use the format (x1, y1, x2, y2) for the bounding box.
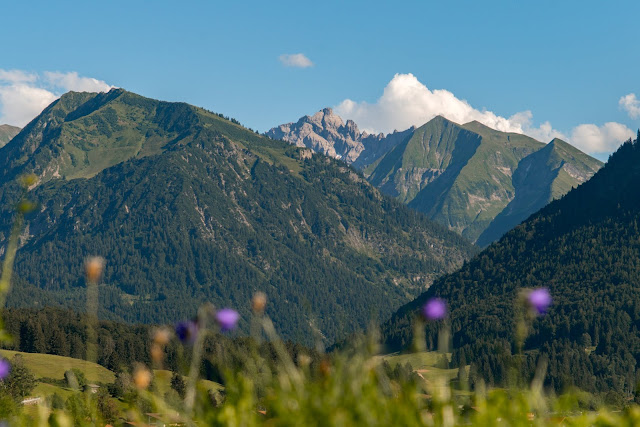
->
(267, 108, 414, 167)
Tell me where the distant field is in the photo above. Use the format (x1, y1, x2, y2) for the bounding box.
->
(33, 382, 75, 399)
(376, 351, 461, 381)
(154, 369, 224, 393)
(0, 349, 115, 384)
(379, 351, 450, 370)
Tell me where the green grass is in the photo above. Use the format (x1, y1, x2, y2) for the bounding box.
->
(0, 349, 115, 384)
(32, 382, 76, 399)
(375, 351, 461, 383)
(153, 369, 224, 394)
(378, 351, 449, 370)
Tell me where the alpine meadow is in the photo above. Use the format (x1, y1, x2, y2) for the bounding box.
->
(1, 1, 640, 425)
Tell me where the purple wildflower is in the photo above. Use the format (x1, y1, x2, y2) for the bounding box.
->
(528, 288, 552, 315)
(175, 320, 198, 345)
(422, 298, 447, 321)
(0, 359, 10, 380)
(215, 308, 239, 332)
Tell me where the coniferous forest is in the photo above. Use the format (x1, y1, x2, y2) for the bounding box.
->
(1, 24, 640, 422)
(0, 90, 476, 346)
(383, 133, 640, 401)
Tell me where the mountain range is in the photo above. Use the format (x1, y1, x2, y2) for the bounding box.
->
(269, 111, 602, 245)
(381, 132, 640, 393)
(0, 124, 20, 147)
(0, 89, 476, 344)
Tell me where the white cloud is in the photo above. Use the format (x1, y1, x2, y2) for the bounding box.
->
(279, 53, 313, 68)
(0, 69, 113, 127)
(0, 84, 57, 127)
(335, 73, 525, 134)
(0, 69, 37, 84)
(43, 71, 112, 93)
(335, 73, 633, 156)
(619, 93, 640, 119)
(570, 122, 635, 154)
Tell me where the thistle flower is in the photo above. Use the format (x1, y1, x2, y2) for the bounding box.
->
(0, 359, 10, 380)
(422, 298, 447, 321)
(528, 288, 552, 315)
(175, 320, 198, 345)
(215, 308, 239, 332)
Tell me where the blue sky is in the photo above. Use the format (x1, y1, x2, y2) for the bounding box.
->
(1, 0, 639, 159)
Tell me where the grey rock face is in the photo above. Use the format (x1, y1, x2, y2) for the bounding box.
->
(267, 108, 410, 168)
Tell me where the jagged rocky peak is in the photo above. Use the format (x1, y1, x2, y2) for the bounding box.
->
(267, 108, 371, 164)
(344, 119, 360, 139)
(268, 109, 420, 169)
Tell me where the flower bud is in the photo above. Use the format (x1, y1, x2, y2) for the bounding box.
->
(151, 344, 164, 364)
(20, 174, 37, 188)
(153, 327, 171, 346)
(252, 292, 267, 314)
(85, 257, 105, 282)
(133, 365, 152, 390)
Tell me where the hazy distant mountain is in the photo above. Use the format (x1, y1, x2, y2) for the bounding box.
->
(270, 112, 602, 245)
(381, 133, 640, 394)
(0, 124, 20, 147)
(0, 89, 476, 344)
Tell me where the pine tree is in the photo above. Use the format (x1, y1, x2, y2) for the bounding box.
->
(0, 355, 36, 400)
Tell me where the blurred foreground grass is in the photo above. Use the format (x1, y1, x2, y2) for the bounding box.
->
(1, 176, 640, 425)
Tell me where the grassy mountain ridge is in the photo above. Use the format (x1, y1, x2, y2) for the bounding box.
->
(388, 117, 600, 243)
(381, 133, 640, 393)
(475, 137, 602, 246)
(0, 90, 477, 344)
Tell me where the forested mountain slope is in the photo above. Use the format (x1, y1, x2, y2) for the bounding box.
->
(0, 89, 477, 344)
(382, 133, 640, 394)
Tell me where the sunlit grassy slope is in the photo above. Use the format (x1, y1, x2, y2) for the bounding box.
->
(0, 349, 115, 384)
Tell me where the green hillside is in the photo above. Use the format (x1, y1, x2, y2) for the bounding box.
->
(0, 90, 477, 345)
(475, 137, 603, 246)
(0, 124, 20, 147)
(364, 117, 601, 244)
(0, 349, 115, 383)
(381, 133, 640, 394)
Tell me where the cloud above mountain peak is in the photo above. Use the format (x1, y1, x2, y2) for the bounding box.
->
(0, 69, 113, 127)
(335, 73, 633, 155)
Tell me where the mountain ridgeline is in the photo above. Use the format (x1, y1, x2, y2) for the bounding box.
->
(0, 89, 477, 345)
(381, 132, 640, 395)
(269, 112, 602, 245)
(0, 124, 20, 147)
